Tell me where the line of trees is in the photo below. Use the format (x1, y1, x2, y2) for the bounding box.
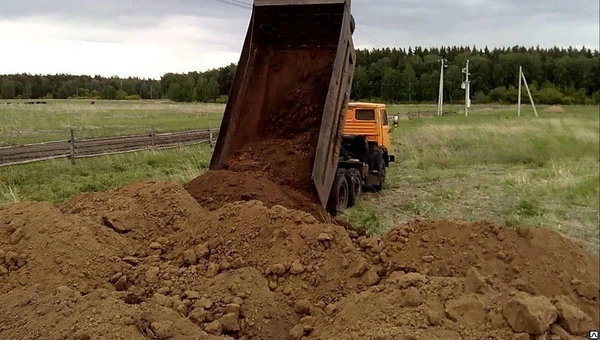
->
(0, 74, 161, 100)
(159, 64, 237, 104)
(352, 45, 599, 105)
(1, 46, 598, 105)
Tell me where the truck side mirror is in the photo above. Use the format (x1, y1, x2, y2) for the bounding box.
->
(393, 115, 399, 126)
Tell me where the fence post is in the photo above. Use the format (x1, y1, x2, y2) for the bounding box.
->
(69, 128, 75, 165)
(209, 121, 213, 147)
(151, 126, 156, 149)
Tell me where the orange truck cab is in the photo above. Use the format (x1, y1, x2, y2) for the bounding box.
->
(344, 102, 396, 164)
(327, 102, 399, 214)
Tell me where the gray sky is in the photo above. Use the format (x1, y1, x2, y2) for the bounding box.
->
(1, 0, 598, 79)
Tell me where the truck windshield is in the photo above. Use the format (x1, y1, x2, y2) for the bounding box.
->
(355, 109, 375, 121)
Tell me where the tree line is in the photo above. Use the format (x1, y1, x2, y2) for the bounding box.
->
(1, 46, 598, 105)
(0, 74, 161, 100)
(352, 45, 599, 105)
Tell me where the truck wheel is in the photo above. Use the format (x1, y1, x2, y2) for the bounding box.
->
(346, 169, 362, 207)
(374, 155, 386, 192)
(332, 173, 350, 213)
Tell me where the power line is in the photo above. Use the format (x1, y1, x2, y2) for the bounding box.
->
(214, 0, 251, 10)
(354, 30, 381, 47)
(354, 31, 372, 43)
(229, 0, 253, 7)
(355, 28, 384, 47)
(212, 0, 384, 47)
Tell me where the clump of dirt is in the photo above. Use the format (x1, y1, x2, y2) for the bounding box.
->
(544, 105, 566, 113)
(226, 133, 317, 196)
(185, 170, 327, 220)
(0, 182, 598, 339)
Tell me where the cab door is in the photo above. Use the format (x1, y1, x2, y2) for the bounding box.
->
(379, 108, 393, 157)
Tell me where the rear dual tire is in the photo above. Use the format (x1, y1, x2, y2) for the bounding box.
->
(328, 169, 363, 215)
(346, 169, 362, 207)
(328, 173, 349, 216)
(373, 154, 386, 192)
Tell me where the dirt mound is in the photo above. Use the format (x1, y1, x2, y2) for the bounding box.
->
(544, 105, 566, 113)
(379, 220, 600, 325)
(59, 181, 208, 247)
(185, 170, 327, 220)
(0, 182, 598, 339)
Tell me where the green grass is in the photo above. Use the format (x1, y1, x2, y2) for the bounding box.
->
(0, 144, 212, 204)
(343, 105, 600, 253)
(0, 99, 224, 146)
(1, 100, 598, 253)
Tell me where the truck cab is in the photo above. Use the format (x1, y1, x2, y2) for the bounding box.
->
(344, 102, 396, 164)
(327, 102, 399, 214)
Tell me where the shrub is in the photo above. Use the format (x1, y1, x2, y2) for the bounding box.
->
(116, 89, 128, 100)
(574, 89, 588, 105)
(504, 86, 519, 104)
(561, 96, 574, 105)
(537, 87, 565, 105)
(489, 86, 507, 103)
(216, 95, 228, 104)
(592, 91, 600, 105)
(474, 91, 490, 104)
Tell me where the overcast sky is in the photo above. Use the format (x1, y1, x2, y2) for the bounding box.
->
(1, 0, 598, 79)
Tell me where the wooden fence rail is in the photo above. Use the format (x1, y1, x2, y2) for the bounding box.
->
(0, 127, 219, 167)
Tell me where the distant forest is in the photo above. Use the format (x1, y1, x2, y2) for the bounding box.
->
(1, 46, 599, 105)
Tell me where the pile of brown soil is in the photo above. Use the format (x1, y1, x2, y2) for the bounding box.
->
(184, 170, 328, 220)
(186, 51, 333, 216)
(0, 182, 598, 339)
(226, 69, 329, 193)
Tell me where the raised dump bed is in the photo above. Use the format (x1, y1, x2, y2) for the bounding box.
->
(209, 0, 356, 208)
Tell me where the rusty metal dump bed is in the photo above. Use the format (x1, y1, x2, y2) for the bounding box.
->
(209, 0, 355, 208)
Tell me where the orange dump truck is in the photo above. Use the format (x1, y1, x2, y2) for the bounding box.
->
(208, 0, 396, 215)
(330, 102, 398, 213)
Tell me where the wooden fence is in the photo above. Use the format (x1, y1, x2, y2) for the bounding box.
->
(0, 127, 219, 167)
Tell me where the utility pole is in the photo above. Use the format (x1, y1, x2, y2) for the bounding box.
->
(408, 78, 412, 103)
(518, 66, 539, 117)
(462, 60, 471, 116)
(518, 66, 522, 116)
(437, 59, 447, 116)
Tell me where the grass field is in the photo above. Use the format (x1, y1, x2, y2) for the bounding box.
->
(344, 105, 600, 253)
(0, 144, 212, 203)
(0, 99, 224, 146)
(1, 101, 598, 253)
